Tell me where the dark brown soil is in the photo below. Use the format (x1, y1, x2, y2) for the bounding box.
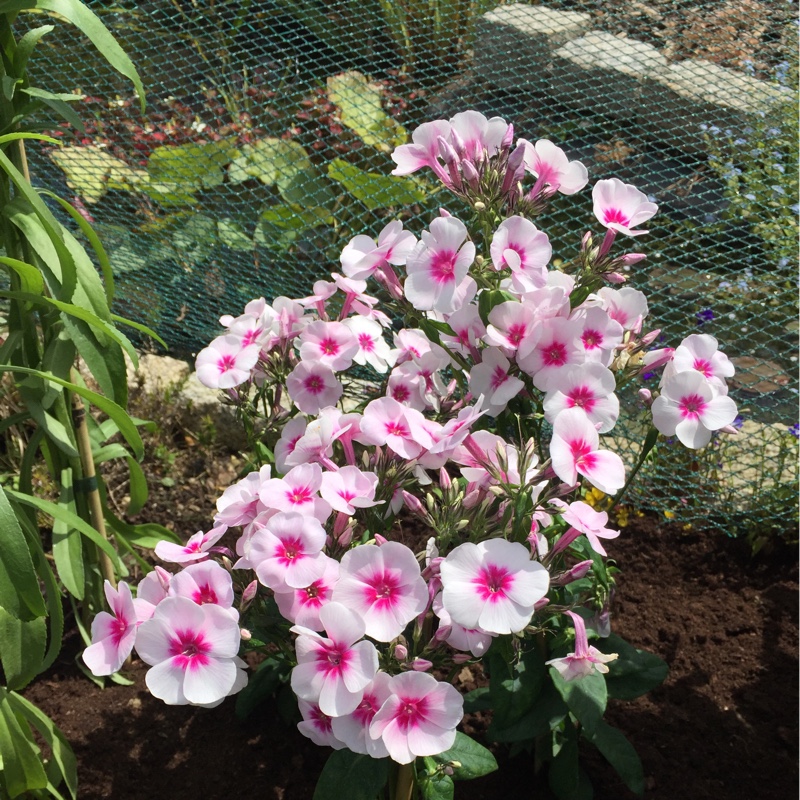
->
(24, 507, 798, 799)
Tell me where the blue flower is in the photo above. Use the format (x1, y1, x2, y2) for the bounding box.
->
(732, 416, 744, 430)
(696, 308, 715, 326)
(789, 423, 800, 438)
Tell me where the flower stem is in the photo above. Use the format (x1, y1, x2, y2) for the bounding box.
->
(609, 425, 660, 514)
(391, 762, 415, 800)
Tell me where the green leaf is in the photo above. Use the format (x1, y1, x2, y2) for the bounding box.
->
(7, 489, 122, 573)
(1, 366, 143, 459)
(171, 214, 218, 262)
(0, 688, 48, 797)
(597, 634, 668, 701)
(432, 732, 498, 780)
(327, 71, 407, 151)
(50, 146, 143, 204)
(235, 658, 284, 721)
(0, 609, 46, 689)
(255, 204, 328, 250)
(312, 749, 389, 800)
(327, 158, 426, 210)
(0, 256, 44, 294)
(228, 138, 311, 186)
(104, 508, 180, 549)
(6, 692, 78, 799)
(489, 680, 568, 743)
(548, 723, 593, 800)
(13, 24, 55, 76)
(487, 640, 546, 733)
(550, 669, 607, 738)
(421, 769, 455, 800)
(147, 141, 235, 191)
(586, 721, 644, 796)
(477, 289, 517, 326)
(4, 0, 145, 112)
(52, 468, 84, 600)
(218, 218, 252, 251)
(277, 168, 337, 216)
(0, 485, 46, 620)
(110, 313, 168, 350)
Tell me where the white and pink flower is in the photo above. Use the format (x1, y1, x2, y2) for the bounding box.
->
(592, 178, 658, 236)
(546, 610, 618, 681)
(83, 581, 139, 676)
(195, 335, 259, 390)
(440, 539, 550, 635)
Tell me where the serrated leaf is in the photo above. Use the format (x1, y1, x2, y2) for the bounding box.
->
(228, 138, 311, 186)
(327, 158, 426, 210)
(327, 71, 407, 151)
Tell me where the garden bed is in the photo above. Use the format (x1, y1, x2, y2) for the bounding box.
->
(24, 451, 798, 799)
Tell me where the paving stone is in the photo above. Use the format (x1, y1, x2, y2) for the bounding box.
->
(475, 3, 591, 90)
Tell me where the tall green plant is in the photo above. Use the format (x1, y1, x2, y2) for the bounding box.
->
(0, 3, 172, 797)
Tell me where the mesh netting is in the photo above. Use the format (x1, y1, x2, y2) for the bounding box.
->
(20, 0, 799, 535)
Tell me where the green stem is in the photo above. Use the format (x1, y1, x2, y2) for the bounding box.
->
(609, 425, 660, 513)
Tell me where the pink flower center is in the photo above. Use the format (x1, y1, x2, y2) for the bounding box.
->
(473, 563, 513, 602)
(218, 354, 236, 373)
(304, 375, 325, 395)
(429, 250, 457, 284)
(364, 570, 402, 607)
(581, 329, 602, 350)
(358, 333, 375, 352)
(288, 486, 313, 506)
(319, 337, 340, 356)
(503, 243, 526, 268)
(543, 342, 568, 366)
(242, 328, 260, 347)
(679, 393, 707, 419)
(193, 583, 219, 605)
(309, 705, 333, 733)
(353, 693, 380, 725)
(302, 581, 328, 606)
(567, 386, 596, 412)
(317, 642, 351, 676)
(392, 385, 411, 402)
(395, 695, 429, 731)
(111, 616, 129, 645)
(506, 323, 526, 347)
(490, 365, 508, 391)
(277, 536, 304, 563)
(692, 358, 713, 378)
(602, 208, 630, 226)
(169, 630, 211, 670)
(385, 421, 409, 438)
(569, 439, 597, 472)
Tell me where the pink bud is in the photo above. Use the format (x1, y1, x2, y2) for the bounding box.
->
(638, 388, 653, 406)
(402, 490, 426, 517)
(617, 252, 647, 266)
(639, 328, 662, 347)
(718, 424, 740, 435)
(337, 525, 354, 548)
(461, 160, 480, 190)
(452, 653, 472, 664)
(605, 272, 627, 284)
(555, 559, 593, 585)
(154, 566, 172, 591)
(412, 658, 433, 672)
(240, 628, 252, 641)
(439, 207, 452, 218)
(533, 597, 550, 611)
(581, 231, 593, 250)
(501, 122, 515, 150)
(374, 533, 388, 546)
(450, 127, 467, 159)
(462, 488, 482, 509)
(394, 644, 408, 660)
(439, 467, 452, 491)
(241, 580, 258, 605)
(434, 624, 452, 643)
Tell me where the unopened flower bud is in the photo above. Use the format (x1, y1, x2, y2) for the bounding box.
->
(534, 597, 550, 611)
(638, 388, 653, 406)
(439, 467, 452, 491)
(473, 200, 486, 211)
(555, 560, 594, 585)
(241, 580, 258, 605)
(501, 123, 515, 151)
(240, 628, 252, 641)
(452, 653, 471, 664)
(639, 328, 662, 347)
(412, 658, 433, 672)
(402, 490, 425, 517)
(462, 488, 482, 509)
(444, 766, 455, 776)
(450, 127, 467, 159)
(581, 231, 593, 250)
(337, 525, 354, 548)
(374, 533, 388, 546)
(717, 424, 740, 435)
(617, 252, 647, 266)
(461, 160, 480, 189)
(605, 272, 627, 284)
(154, 565, 172, 591)
(394, 644, 408, 661)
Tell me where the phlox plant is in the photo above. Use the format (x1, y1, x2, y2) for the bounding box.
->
(85, 110, 741, 799)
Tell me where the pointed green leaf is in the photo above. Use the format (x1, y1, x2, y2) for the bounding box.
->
(432, 732, 498, 780)
(586, 721, 644, 796)
(0, 609, 47, 689)
(328, 159, 426, 210)
(0, 486, 45, 621)
(52, 468, 84, 600)
(0, 689, 48, 797)
(312, 749, 388, 800)
(550, 669, 607, 738)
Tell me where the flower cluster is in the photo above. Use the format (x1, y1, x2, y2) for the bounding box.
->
(86, 109, 738, 772)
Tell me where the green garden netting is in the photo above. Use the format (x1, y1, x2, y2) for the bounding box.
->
(18, 0, 799, 535)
